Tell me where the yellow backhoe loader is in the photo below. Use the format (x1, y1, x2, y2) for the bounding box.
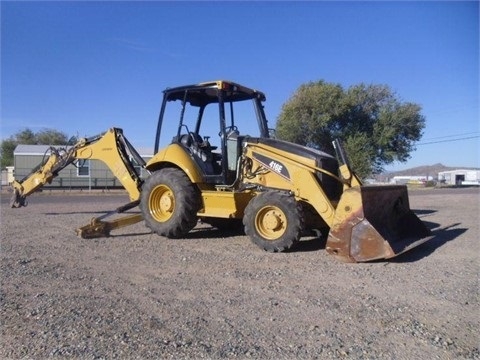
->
(10, 80, 431, 262)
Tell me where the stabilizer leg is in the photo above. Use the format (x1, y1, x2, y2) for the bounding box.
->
(75, 200, 143, 238)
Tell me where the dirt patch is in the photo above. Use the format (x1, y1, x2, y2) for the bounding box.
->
(1, 188, 479, 359)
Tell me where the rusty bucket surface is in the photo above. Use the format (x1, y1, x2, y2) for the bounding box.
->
(326, 185, 432, 263)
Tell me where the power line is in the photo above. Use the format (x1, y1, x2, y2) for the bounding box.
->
(416, 135, 480, 145)
(421, 131, 480, 141)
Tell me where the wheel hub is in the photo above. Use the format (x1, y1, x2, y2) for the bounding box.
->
(149, 184, 175, 222)
(256, 206, 287, 240)
(263, 211, 283, 231)
(160, 193, 174, 212)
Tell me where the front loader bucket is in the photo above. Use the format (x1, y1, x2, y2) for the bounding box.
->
(326, 185, 432, 263)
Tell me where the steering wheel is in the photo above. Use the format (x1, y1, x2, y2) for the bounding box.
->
(225, 125, 238, 133)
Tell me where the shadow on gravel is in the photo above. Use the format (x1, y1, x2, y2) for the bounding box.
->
(389, 222, 467, 263)
(111, 224, 246, 240)
(294, 238, 326, 252)
(45, 211, 116, 215)
(111, 231, 153, 238)
(185, 227, 246, 239)
(414, 209, 437, 216)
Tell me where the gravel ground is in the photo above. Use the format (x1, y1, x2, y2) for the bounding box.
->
(1, 187, 479, 359)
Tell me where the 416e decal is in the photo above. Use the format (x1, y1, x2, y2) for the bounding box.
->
(252, 152, 291, 181)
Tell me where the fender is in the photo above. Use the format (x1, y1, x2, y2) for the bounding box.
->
(145, 143, 204, 184)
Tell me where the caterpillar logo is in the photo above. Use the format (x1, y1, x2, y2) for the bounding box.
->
(252, 152, 291, 181)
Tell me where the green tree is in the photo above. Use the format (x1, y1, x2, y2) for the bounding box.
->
(275, 80, 425, 178)
(0, 139, 17, 168)
(0, 128, 72, 168)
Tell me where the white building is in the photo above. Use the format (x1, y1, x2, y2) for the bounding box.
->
(438, 169, 480, 186)
(1, 166, 15, 186)
(390, 175, 434, 185)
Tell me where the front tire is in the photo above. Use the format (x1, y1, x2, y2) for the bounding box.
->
(140, 168, 200, 238)
(243, 191, 304, 252)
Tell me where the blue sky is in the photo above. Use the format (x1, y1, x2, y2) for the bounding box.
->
(1, 1, 479, 171)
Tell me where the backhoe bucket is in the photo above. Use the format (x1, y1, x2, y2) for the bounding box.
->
(326, 185, 432, 263)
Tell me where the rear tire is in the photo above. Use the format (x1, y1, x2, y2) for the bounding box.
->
(243, 191, 304, 252)
(140, 168, 200, 238)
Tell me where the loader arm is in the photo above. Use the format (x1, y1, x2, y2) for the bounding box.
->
(10, 128, 147, 238)
(240, 137, 431, 262)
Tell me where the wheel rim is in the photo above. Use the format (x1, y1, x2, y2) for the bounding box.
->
(149, 184, 175, 222)
(255, 205, 287, 240)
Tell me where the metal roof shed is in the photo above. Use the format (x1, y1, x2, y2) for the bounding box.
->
(438, 169, 480, 186)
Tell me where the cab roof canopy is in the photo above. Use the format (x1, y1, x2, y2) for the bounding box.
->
(163, 80, 266, 107)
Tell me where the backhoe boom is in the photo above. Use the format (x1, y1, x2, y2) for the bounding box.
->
(10, 128, 147, 238)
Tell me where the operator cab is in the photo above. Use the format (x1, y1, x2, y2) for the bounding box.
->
(154, 80, 271, 185)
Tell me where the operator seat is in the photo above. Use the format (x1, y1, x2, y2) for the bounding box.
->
(179, 133, 215, 175)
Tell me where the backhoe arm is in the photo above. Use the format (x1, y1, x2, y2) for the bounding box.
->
(10, 148, 71, 207)
(10, 128, 145, 208)
(10, 128, 148, 239)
